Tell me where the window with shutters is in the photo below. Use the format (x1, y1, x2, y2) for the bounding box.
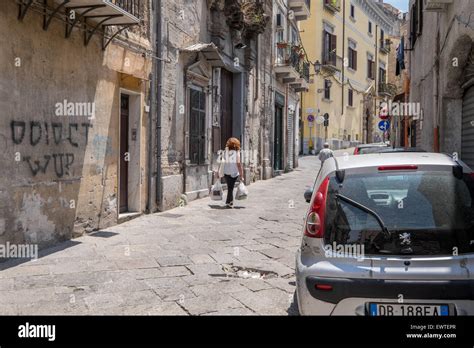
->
(350, 4, 355, 20)
(367, 53, 375, 80)
(348, 88, 354, 107)
(323, 24, 337, 66)
(368, 21, 372, 35)
(348, 40, 357, 70)
(410, 0, 423, 46)
(324, 79, 331, 100)
(189, 86, 206, 165)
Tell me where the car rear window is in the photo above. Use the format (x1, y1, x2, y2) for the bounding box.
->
(358, 146, 388, 154)
(324, 170, 474, 256)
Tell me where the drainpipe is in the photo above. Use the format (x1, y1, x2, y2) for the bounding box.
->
(147, 0, 156, 213)
(155, 0, 163, 209)
(342, 0, 346, 143)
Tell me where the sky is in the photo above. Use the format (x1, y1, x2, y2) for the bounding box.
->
(382, 0, 409, 13)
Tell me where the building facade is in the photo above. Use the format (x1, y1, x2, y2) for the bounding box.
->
(408, 0, 474, 168)
(155, 0, 310, 211)
(0, 0, 151, 248)
(299, 0, 394, 153)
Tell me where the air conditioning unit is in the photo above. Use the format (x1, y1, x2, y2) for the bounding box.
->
(425, 0, 453, 12)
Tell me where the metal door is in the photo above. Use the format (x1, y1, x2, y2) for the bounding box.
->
(462, 85, 474, 168)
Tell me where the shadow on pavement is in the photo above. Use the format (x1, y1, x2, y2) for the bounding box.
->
(287, 291, 300, 316)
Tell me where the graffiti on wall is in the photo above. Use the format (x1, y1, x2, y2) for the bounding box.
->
(10, 120, 93, 178)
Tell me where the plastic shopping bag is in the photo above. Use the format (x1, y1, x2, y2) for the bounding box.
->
(210, 180, 223, 201)
(236, 182, 248, 200)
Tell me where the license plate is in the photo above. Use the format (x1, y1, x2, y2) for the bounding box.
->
(368, 303, 450, 316)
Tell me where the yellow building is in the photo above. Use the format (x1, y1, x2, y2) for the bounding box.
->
(300, 0, 395, 153)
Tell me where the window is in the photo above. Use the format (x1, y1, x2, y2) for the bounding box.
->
(368, 21, 372, 35)
(350, 4, 355, 19)
(324, 79, 331, 100)
(379, 64, 386, 85)
(410, 0, 423, 46)
(322, 23, 337, 66)
(348, 40, 357, 70)
(348, 88, 353, 107)
(367, 53, 375, 80)
(324, 171, 474, 256)
(189, 86, 206, 165)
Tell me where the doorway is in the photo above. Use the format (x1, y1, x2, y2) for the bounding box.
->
(274, 104, 284, 171)
(220, 69, 234, 150)
(119, 94, 129, 213)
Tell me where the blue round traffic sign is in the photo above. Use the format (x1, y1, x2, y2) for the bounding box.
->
(378, 120, 390, 131)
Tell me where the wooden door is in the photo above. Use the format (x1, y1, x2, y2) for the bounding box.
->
(120, 94, 129, 213)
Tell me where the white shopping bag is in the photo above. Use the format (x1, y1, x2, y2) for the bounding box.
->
(236, 182, 248, 200)
(210, 180, 223, 201)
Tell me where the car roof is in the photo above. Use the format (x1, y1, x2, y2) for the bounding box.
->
(324, 152, 459, 173)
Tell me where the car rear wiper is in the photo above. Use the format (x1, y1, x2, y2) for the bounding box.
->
(335, 194, 391, 239)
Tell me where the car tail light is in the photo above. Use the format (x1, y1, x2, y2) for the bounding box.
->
(378, 165, 418, 171)
(315, 284, 333, 291)
(354, 147, 359, 155)
(305, 177, 330, 238)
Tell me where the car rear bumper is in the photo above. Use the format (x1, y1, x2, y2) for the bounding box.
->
(295, 250, 474, 315)
(305, 277, 474, 304)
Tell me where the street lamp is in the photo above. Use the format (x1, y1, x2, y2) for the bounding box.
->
(314, 60, 322, 75)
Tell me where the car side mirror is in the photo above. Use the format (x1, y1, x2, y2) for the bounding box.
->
(304, 188, 313, 203)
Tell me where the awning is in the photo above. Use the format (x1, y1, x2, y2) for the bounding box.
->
(181, 43, 225, 66)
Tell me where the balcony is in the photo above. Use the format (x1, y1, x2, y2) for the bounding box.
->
(324, 0, 341, 13)
(379, 39, 391, 54)
(290, 62, 310, 92)
(425, 0, 453, 12)
(275, 45, 310, 87)
(288, 0, 311, 21)
(17, 0, 141, 48)
(322, 51, 342, 73)
(378, 82, 397, 97)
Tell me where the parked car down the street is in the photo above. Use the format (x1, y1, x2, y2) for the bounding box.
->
(296, 152, 474, 316)
(354, 143, 390, 155)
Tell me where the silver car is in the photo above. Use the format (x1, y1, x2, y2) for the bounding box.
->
(296, 152, 474, 316)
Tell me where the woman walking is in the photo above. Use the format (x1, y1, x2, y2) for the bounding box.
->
(222, 137, 244, 209)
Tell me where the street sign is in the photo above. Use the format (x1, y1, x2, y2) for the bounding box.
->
(307, 114, 315, 122)
(378, 120, 390, 131)
(306, 108, 314, 114)
(308, 121, 314, 128)
(315, 116, 325, 125)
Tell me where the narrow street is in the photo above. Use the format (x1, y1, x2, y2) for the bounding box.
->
(0, 156, 330, 315)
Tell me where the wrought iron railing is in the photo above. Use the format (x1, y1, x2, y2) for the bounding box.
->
(109, 0, 141, 19)
(324, 0, 341, 12)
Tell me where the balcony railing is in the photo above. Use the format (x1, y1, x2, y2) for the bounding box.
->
(109, 0, 141, 19)
(324, 0, 341, 12)
(379, 38, 391, 54)
(322, 51, 342, 72)
(378, 82, 397, 97)
(301, 61, 310, 82)
(275, 44, 310, 83)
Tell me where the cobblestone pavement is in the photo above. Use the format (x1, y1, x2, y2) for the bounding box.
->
(0, 155, 330, 315)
